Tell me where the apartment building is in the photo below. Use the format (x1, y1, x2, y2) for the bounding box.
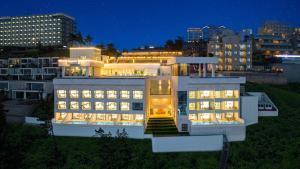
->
(0, 56, 60, 99)
(52, 47, 278, 151)
(0, 13, 75, 47)
(254, 21, 294, 56)
(208, 30, 252, 71)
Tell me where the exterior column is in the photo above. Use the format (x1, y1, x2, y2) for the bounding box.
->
(203, 64, 207, 77)
(212, 64, 215, 77)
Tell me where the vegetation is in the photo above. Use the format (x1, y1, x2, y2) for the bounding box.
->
(0, 83, 299, 169)
(70, 32, 94, 46)
(31, 96, 54, 121)
(164, 36, 184, 51)
(96, 43, 121, 57)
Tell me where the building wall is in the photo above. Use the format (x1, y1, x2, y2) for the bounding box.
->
(240, 95, 258, 125)
(0, 13, 75, 47)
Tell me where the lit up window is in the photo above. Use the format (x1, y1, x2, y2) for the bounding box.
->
(57, 90, 66, 98)
(70, 101, 79, 110)
(82, 90, 91, 98)
(135, 114, 144, 120)
(122, 114, 132, 120)
(111, 114, 118, 120)
(133, 91, 143, 99)
(120, 102, 130, 111)
(201, 91, 210, 97)
(120, 90, 130, 99)
(189, 114, 197, 120)
(225, 101, 234, 109)
(94, 90, 104, 98)
(57, 101, 66, 109)
(200, 101, 210, 109)
(72, 113, 83, 120)
(107, 90, 117, 99)
(96, 114, 106, 120)
(107, 102, 117, 110)
(189, 102, 196, 110)
(70, 90, 79, 98)
(81, 102, 91, 110)
(95, 102, 104, 110)
(199, 113, 211, 120)
(189, 91, 196, 99)
(214, 102, 221, 109)
(225, 90, 233, 97)
(216, 113, 222, 120)
(225, 112, 234, 120)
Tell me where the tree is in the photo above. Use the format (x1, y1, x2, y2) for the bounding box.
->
(106, 43, 120, 57)
(164, 40, 174, 50)
(174, 36, 184, 50)
(84, 34, 93, 46)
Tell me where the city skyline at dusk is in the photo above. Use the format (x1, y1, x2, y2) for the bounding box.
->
(0, 0, 299, 49)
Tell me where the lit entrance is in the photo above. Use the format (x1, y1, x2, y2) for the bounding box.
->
(145, 79, 178, 135)
(149, 97, 172, 118)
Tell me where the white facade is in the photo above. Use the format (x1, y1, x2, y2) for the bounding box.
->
(52, 47, 278, 151)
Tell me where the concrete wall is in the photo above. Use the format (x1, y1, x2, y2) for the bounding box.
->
(152, 135, 223, 152)
(241, 95, 258, 125)
(53, 123, 145, 139)
(190, 124, 246, 142)
(222, 71, 287, 84)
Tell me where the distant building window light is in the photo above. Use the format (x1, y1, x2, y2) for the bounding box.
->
(57, 90, 66, 98)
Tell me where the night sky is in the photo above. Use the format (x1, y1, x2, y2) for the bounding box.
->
(0, 0, 299, 49)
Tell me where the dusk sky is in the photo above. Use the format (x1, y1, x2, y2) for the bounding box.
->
(0, 0, 299, 49)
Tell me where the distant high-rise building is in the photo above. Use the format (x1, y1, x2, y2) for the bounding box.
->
(187, 28, 202, 42)
(201, 25, 227, 41)
(208, 30, 253, 71)
(0, 13, 76, 47)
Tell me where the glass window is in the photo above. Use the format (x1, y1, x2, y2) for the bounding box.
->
(122, 114, 133, 121)
(133, 91, 143, 99)
(225, 101, 233, 109)
(121, 102, 130, 111)
(57, 90, 66, 98)
(199, 113, 211, 120)
(225, 90, 233, 97)
(135, 114, 144, 120)
(120, 90, 130, 99)
(111, 114, 118, 120)
(82, 90, 91, 98)
(189, 102, 196, 110)
(57, 101, 66, 109)
(81, 102, 91, 110)
(94, 90, 104, 98)
(96, 114, 106, 120)
(70, 101, 79, 110)
(214, 102, 221, 109)
(189, 91, 196, 99)
(201, 91, 210, 97)
(225, 112, 234, 120)
(177, 91, 187, 115)
(95, 102, 104, 110)
(107, 102, 117, 110)
(107, 90, 117, 99)
(72, 113, 84, 120)
(200, 101, 210, 109)
(189, 114, 197, 120)
(132, 102, 143, 111)
(215, 113, 222, 120)
(70, 90, 79, 98)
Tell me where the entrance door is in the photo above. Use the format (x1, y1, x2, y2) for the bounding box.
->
(149, 97, 172, 118)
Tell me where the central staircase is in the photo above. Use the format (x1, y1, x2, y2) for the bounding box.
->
(145, 117, 178, 135)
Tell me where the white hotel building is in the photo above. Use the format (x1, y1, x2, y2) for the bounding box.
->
(52, 47, 278, 152)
